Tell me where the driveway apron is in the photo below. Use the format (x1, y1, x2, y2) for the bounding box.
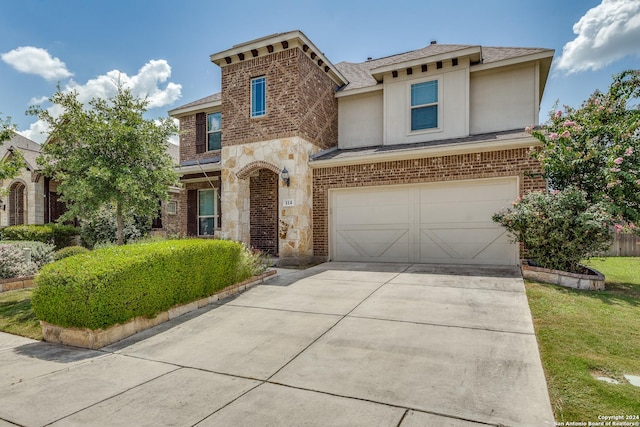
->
(0, 262, 554, 426)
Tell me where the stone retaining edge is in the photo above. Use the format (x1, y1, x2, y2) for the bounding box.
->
(41, 269, 278, 350)
(521, 260, 605, 291)
(0, 275, 36, 293)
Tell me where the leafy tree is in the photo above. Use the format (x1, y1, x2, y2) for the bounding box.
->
(29, 85, 179, 245)
(529, 69, 640, 225)
(0, 114, 26, 182)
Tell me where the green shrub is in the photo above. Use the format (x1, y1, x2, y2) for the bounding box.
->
(2, 224, 79, 250)
(53, 245, 90, 261)
(492, 187, 613, 273)
(237, 244, 268, 279)
(32, 239, 252, 329)
(0, 244, 38, 279)
(3, 241, 55, 269)
(50, 224, 79, 249)
(80, 206, 151, 249)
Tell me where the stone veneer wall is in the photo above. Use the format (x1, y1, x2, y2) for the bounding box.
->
(220, 48, 338, 150)
(0, 170, 45, 227)
(221, 136, 319, 263)
(311, 147, 546, 259)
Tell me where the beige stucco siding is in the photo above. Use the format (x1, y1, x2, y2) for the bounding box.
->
(383, 60, 469, 145)
(338, 91, 383, 149)
(470, 63, 537, 134)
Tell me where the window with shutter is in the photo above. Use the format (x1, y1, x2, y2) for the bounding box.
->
(195, 112, 206, 154)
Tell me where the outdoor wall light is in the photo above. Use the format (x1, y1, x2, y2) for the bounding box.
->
(281, 167, 290, 187)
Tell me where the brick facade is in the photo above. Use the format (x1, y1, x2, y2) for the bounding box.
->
(220, 48, 338, 149)
(161, 173, 222, 237)
(249, 169, 279, 254)
(311, 147, 546, 258)
(179, 115, 221, 163)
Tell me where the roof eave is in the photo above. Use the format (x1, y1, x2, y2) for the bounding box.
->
(209, 30, 349, 87)
(370, 46, 482, 80)
(169, 100, 222, 118)
(335, 84, 383, 98)
(310, 135, 541, 168)
(176, 162, 222, 175)
(471, 50, 555, 73)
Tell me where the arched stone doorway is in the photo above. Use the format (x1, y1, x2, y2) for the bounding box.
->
(8, 181, 26, 226)
(249, 169, 279, 255)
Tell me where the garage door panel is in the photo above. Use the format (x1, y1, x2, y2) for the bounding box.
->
(338, 189, 410, 206)
(419, 226, 511, 264)
(337, 205, 409, 226)
(335, 228, 410, 261)
(331, 178, 518, 265)
(418, 180, 516, 203)
(420, 201, 509, 223)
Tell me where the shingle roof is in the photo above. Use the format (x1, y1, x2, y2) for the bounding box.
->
(0, 132, 42, 170)
(335, 44, 552, 92)
(311, 129, 532, 162)
(170, 92, 221, 113)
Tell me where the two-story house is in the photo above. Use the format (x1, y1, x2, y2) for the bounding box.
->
(167, 30, 553, 266)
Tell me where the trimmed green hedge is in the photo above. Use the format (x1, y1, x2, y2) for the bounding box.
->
(32, 239, 249, 330)
(1, 224, 79, 249)
(53, 245, 90, 261)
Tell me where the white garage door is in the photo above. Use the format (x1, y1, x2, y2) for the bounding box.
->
(331, 177, 518, 265)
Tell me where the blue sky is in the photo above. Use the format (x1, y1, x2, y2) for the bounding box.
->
(1, 0, 639, 144)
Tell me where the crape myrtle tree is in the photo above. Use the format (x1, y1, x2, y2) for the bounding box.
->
(0, 114, 26, 182)
(29, 85, 179, 245)
(529, 69, 640, 229)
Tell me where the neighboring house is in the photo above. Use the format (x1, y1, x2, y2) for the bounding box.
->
(167, 30, 553, 266)
(0, 133, 180, 231)
(0, 133, 65, 227)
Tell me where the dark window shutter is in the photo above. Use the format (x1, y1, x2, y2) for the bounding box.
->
(217, 185, 222, 229)
(151, 200, 162, 229)
(187, 190, 198, 236)
(195, 113, 206, 154)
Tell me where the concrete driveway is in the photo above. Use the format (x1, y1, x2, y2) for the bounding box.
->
(0, 262, 554, 426)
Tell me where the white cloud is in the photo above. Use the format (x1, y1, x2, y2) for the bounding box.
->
(1, 46, 73, 80)
(29, 96, 49, 106)
(65, 59, 182, 108)
(19, 120, 51, 144)
(22, 59, 182, 144)
(557, 0, 640, 73)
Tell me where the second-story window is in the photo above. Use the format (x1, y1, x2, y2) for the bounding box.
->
(251, 76, 266, 117)
(207, 112, 221, 151)
(410, 80, 438, 131)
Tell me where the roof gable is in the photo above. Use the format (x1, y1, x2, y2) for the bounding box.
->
(336, 43, 553, 93)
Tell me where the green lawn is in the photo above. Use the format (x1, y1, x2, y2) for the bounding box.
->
(526, 257, 640, 422)
(0, 289, 43, 340)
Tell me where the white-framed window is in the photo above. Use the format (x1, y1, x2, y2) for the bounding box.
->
(207, 112, 221, 151)
(198, 189, 217, 236)
(251, 76, 266, 117)
(410, 80, 438, 131)
(166, 200, 177, 215)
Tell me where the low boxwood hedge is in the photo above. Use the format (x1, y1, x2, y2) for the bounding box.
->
(32, 239, 250, 330)
(53, 245, 90, 261)
(2, 224, 79, 249)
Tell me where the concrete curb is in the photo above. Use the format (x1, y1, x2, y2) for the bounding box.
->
(41, 269, 277, 349)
